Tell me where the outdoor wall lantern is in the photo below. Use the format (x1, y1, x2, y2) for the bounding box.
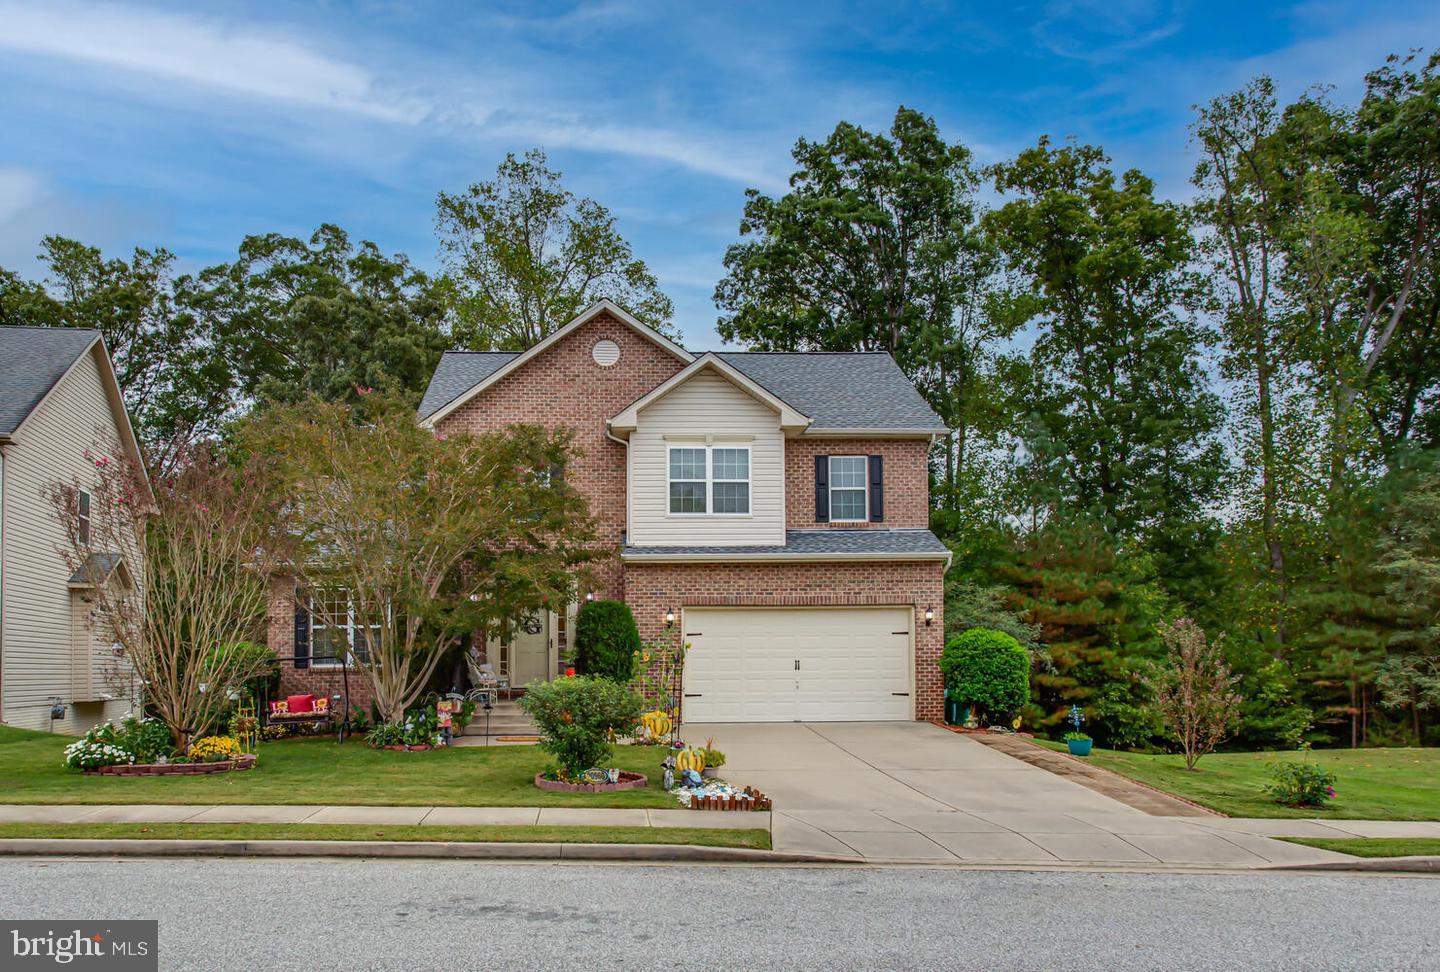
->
(664, 607, 676, 627)
(924, 606, 934, 627)
(585, 591, 595, 602)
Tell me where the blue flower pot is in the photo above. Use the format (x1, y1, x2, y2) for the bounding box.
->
(1067, 738, 1092, 757)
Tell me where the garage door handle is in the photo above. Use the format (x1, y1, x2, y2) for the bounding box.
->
(891, 692, 910, 697)
(891, 631, 909, 635)
(686, 632, 703, 637)
(684, 693, 703, 698)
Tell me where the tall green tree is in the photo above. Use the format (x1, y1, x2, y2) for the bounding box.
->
(713, 106, 1018, 508)
(436, 148, 675, 350)
(179, 224, 448, 411)
(0, 237, 230, 454)
(1192, 77, 1302, 648)
(985, 139, 1226, 548)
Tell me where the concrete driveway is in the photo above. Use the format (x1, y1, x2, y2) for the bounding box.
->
(689, 722, 1355, 868)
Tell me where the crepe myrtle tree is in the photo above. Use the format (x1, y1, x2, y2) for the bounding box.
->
(241, 391, 601, 724)
(45, 439, 295, 750)
(1146, 618, 1243, 770)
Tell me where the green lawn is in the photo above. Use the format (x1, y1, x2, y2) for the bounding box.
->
(1280, 837, 1440, 859)
(1030, 738, 1440, 820)
(0, 822, 770, 849)
(0, 724, 681, 808)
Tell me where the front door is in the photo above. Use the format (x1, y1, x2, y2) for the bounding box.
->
(507, 611, 551, 689)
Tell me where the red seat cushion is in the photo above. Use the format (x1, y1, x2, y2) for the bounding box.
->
(286, 694, 315, 714)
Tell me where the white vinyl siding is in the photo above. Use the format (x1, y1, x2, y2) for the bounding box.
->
(628, 371, 784, 546)
(0, 348, 142, 733)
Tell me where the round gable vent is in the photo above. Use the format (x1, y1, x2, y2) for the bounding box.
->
(592, 339, 621, 367)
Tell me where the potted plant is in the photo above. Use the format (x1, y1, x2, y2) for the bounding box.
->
(701, 737, 726, 779)
(1064, 704, 1092, 756)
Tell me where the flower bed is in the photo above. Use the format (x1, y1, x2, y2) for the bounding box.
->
(533, 771, 647, 793)
(85, 754, 258, 777)
(673, 781, 772, 811)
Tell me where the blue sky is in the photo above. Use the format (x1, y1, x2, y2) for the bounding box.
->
(0, 0, 1434, 348)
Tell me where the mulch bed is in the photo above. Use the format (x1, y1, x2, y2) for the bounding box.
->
(534, 771, 648, 793)
(86, 754, 258, 777)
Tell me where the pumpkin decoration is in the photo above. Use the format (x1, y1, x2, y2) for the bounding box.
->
(640, 709, 672, 740)
(674, 746, 706, 774)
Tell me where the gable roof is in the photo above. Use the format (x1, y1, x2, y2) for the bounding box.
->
(0, 326, 102, 437)
(67, 552, 134, 590)
(417, 351, 518, 420)
(418, 299, 692, 426)
(607, 353, 811, 434)
(717, 352, 947, 434)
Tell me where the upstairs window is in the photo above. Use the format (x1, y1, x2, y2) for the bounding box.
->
(77, 491, 92, 545)
(828, 456, 868, 522)
(668, 447, 708, 513)
(668, 445, 750, 516)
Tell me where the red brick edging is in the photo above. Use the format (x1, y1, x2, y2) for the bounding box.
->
(533, 771, 648, 792)
(85, 754, 258, 777)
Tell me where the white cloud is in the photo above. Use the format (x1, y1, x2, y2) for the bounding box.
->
(0, 1, 417, 122)
(0, 167, 161, 271)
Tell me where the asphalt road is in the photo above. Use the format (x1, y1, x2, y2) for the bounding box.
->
(1, 858, 1437, 971)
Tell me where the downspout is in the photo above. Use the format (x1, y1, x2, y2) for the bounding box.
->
(604, 423, 631, 600)
(0, 441, 7, 723)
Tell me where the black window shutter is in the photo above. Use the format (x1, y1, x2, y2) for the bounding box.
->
(814, 454, 830, 522)
(549, 463, 565, 490)
(868, 455, 884, 522)
(294, 595, 310, 669)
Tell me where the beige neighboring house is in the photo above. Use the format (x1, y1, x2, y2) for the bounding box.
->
(0, 325, 149, 733)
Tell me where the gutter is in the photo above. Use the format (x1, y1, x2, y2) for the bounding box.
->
(621, 550, 952, 565)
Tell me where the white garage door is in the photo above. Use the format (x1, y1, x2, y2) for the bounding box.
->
(682, 607, 913, 722)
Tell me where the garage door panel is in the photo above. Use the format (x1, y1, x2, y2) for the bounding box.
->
(683, 607, 912, 723)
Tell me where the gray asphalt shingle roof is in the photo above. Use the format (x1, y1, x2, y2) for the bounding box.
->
(622, 528, 950, 560)
(417, 351, 518, 419)
(0, 326, 99, 436)
(718, 352, 947, 432)
(419, 346, 947, 433)
(68, 552, 126, 587)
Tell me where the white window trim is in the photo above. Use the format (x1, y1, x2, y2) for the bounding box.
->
(77, 490, 92, 545)
(828, 455, 869, 524)
(309, 591, 377, 668)
(667, 444, 752, 518)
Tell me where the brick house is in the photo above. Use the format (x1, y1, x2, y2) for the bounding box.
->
(269, 300, 950, 722)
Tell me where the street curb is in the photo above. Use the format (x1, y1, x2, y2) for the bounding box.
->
(0, 838, 847, 865)
(1276, 856, 1440, 874)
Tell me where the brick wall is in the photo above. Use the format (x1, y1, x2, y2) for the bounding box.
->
(434, 311, 687, 597)
(784, 438, 931, 529)
(265, 573, 377, 717)
(624, 560, 946, 720)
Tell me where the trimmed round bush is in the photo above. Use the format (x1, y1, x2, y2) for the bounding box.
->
(573, 600, 641, 682)
(940, 627, 1030, 721)
(519, 675, 646, 778)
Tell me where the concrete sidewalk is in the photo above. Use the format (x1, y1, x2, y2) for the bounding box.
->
(0, 804, 768, 831)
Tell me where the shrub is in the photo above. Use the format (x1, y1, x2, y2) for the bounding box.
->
(573, 600, 641, 682)
(63, 738, 133, 770)
(939, 628, 1030, 721)
(114, 716, 175, 763)
(520, 675, 646, 778)
(61, 716, 175, 770)
(1268, 763, 1338, 807)
(365, 723, 405, 748)
(187, 735, 242, 762)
